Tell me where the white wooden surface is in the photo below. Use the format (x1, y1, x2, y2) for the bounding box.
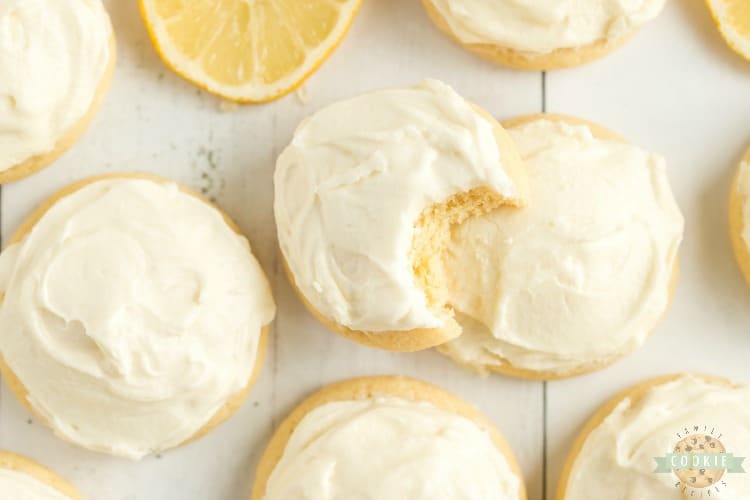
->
(1, 1, 748, 499)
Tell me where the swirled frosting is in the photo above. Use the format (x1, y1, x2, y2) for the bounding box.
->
(275, 79, 518, 333)
(263, 396, 521, 499)
(0, 467, 70, 500)
(440, 119, 683, 374)
(0, 0, 112, 171)
(428, 0, 667, 54)
(565, 375, 750, 499)
(0, 178, 275, 459)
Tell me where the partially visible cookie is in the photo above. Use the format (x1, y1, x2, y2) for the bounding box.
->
(437, 114, 683, 379)
(0, 0, 116, 183)
(0, 451, 80, 499)
(558, 374, 750, 499)
(421, 0, 666, 70)
(252, 376, 526, 500)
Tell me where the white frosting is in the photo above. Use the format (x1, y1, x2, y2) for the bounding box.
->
(566, 375, 750, 499)
(0, 467, 70, 500)
(440, 119, 683, 374)
(736, 162, 750, 249)
(0, 0, 112, 172)
(0, 179, 275, 459)
(275, 79, 517, 332)
(429, 0, 667, 54)
(263, 396, 521, 499)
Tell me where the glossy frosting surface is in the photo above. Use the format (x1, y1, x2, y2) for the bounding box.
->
(441, 119, 683, 373)
(275, 79, 517, 332)
(430, 0, 666, 53)
(566, 376, 750, 499)
(263, 396, 521, 499)
(0, 179, 275, 459)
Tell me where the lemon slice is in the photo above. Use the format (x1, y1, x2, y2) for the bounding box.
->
(139, 0, 362, 102)
(706, 0, 750, 61)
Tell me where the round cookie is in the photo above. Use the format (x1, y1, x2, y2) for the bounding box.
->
(0, 451, 80, 499)
(0, 173, 274, 458)
(421, 0, 661, 70)
(557, 374, 745, 499)
(728, 146, 750, 285)
(252, 376, 526, 500)
(0, 1, 116, 183)
(437, 113, 682, 380)
(275, 80, 527, 352)
(503, 114, 678, 380)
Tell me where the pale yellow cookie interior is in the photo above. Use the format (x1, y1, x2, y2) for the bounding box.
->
(411, 105, 527, 317)
(251, 375, 527, 500)
(0, 172, 269, 453)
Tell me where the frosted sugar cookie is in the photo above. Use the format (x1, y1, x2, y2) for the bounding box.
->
(0, 451, 80, 499)
(438, 114, 684, 379)
(422, 0, 667, 70)
(0, 174, 275, 459)
(559, 374, 750, 499)
(0, 0, 116, 183)
(252, 376, 526, 500)
(275, 79, 527, 352)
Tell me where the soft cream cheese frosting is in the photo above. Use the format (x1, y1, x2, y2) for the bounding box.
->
(440, 119, 683, 374)
(565, 375, 750, 499)
(263, 396, 521, 499)
(275, 79, 517, 333)
(429, 0, 667, 54)
(0, 0, 112, 171)
(0, 468, 70, 500)
(736, 162, 750, 248)
(0, 178, 275, 459)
